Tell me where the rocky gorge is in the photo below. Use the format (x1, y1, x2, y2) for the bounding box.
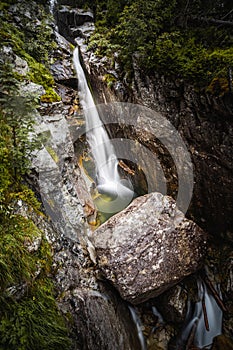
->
(0, 0, 233, 349)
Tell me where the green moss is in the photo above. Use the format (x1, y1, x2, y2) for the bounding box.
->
(206, 77, 229, 97)
(103, 73, 117, 88)
(0, 2, 10, 11)
(0, 278, 71, 350)
(41, 87, 61, 103)
(0, 215, 71, 350)
(0, 4, 70, 345)
(46, 146, 59, 163)
(0, 216, 43, 289)
(12, 71, 26, 81)
(0, 3, 61, 101)
(27, 58, 54, 86)
(69, 43, 75, 51)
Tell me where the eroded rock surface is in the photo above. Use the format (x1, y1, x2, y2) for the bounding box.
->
(93, 192, 206, 304)
(70, 285, 142, 350)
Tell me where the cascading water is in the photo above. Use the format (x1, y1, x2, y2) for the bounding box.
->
(193, 280, 222, 348)
(129, 306, 147, 350)
(180, 280, 222, 349)
(49, 0, 56, 14)
(73, 47, 134, 214)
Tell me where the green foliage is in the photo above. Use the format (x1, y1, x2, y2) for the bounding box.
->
(88, 32, 120, 58)
(0, 0, 59, 101)
(0, 3, 71, 348)
(103, 73, 117, 88)
(89, 0, 233, 91)
(0, 216, 42, 289)
(0, 62, 71, 349)
(0, 293, 71, 350)
(0, 59, 41, 215)
(0, 216, 71, 350)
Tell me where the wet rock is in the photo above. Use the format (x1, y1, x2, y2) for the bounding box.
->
(211, 334, 233, 350)
(50, 31, 78, 88)
(156, 285, 188, 325)
(147, 326, 174, 350)
(71, 22, 94, 40)
(56, 6, 93, 44)
(93, 192, 206, 304)
(55, 83, 79, 104)
(129, 60, 233, 236)
(50, 59, 75, 84)
(59, 6, 93, 26)
(54, 31, 73, 56)
(70, 286, 142, 350)
(32, 110, 96, 239)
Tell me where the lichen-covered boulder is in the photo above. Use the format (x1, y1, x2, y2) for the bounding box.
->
(93, 192, 207, 304)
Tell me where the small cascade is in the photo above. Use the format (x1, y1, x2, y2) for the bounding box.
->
(180, 279, 223, 349)
(49, 0, 56, 14)
(129, 306, 147, 350)
(73, 47, 134, 214)
(152, 306, 164, 325)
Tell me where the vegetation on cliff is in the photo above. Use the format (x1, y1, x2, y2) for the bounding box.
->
(87, 0, 233, 92)
(0, 0, 60, 102)
(0, 2, 71, 349)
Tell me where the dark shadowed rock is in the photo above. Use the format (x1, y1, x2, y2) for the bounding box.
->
(93, 192, 206, 304)
(70, 285, 142, 350)
(56, 6, 93, 44)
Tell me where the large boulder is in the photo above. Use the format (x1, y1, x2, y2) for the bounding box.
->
(93, 192, 207, 304)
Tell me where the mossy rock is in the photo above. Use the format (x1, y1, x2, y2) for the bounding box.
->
(103, 73, 117, 88)
(41, 87, 61, 103)
(46, 146, 59, 163)
(207, 77, 229, 97)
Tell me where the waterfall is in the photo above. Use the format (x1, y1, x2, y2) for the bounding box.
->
(152, 306, 164, 325)
(73, 47, 134, 214)
(180, 280, 222, 349)
(49, 0, 56, 14)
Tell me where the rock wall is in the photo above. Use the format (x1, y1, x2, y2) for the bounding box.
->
(129, 63, 233, 236)
(81, 48, 233, 237)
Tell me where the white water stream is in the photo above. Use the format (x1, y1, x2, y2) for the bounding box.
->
(73, 47, 134, 214)
(181, 280, 222, 349)
(49, 0, 56, 14)
(129, 306, 147, 350)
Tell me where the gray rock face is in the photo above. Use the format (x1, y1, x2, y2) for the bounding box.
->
(56, 6, 93, 44)
(50, 58, 74, 82)
(93, 192, 206, 304)
(14, 55, 29, 76)
(20, 81, 45, 98)
(32, 111, 96, 240)
(50, 31, 78, 89)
